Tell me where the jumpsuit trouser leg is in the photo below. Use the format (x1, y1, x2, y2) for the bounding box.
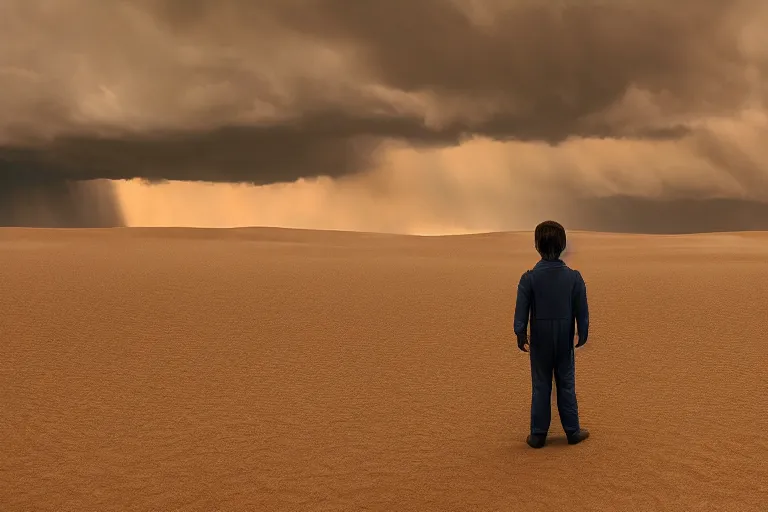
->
(529, 336, 554, 435)
(554, 343, 580, 434)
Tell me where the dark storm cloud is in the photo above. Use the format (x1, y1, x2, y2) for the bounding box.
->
(2, 0, 763, 181)
(269, 0, 754, 124)
(0, 113, 467, 184)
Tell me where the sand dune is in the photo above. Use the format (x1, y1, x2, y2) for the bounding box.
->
(1, 227, 766, 511)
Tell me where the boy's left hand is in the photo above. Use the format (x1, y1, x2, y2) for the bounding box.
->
(517, 334, 529, 352)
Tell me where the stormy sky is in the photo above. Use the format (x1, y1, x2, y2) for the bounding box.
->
(2, 0, 768, 232)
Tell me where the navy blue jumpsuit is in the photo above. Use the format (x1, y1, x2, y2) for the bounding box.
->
(513, 259, 589, 436)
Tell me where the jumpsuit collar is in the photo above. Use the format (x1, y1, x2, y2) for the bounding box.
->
(533, 258, 565, 269)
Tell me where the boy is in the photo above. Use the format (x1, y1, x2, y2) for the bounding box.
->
(513, 220, 590, 448)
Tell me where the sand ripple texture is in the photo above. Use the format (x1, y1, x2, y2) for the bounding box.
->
(1, 228, 766, 511)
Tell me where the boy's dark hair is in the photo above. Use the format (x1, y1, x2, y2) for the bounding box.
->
(534, 220, 566, 261)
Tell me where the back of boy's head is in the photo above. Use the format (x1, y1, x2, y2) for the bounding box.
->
(534, 220, 566, 261)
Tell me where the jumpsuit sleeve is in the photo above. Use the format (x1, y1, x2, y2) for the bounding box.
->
(573, 271, 589, 343)
(513, 271, 532, 338)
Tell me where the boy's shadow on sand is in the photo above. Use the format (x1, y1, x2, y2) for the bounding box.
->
(538, 435, 571, 447)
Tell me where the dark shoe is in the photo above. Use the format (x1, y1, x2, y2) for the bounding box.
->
(526, 434, 547, 449)
(566, 429, 590, 445)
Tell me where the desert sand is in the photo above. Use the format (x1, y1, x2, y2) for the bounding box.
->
(1, 227, 766, 511)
